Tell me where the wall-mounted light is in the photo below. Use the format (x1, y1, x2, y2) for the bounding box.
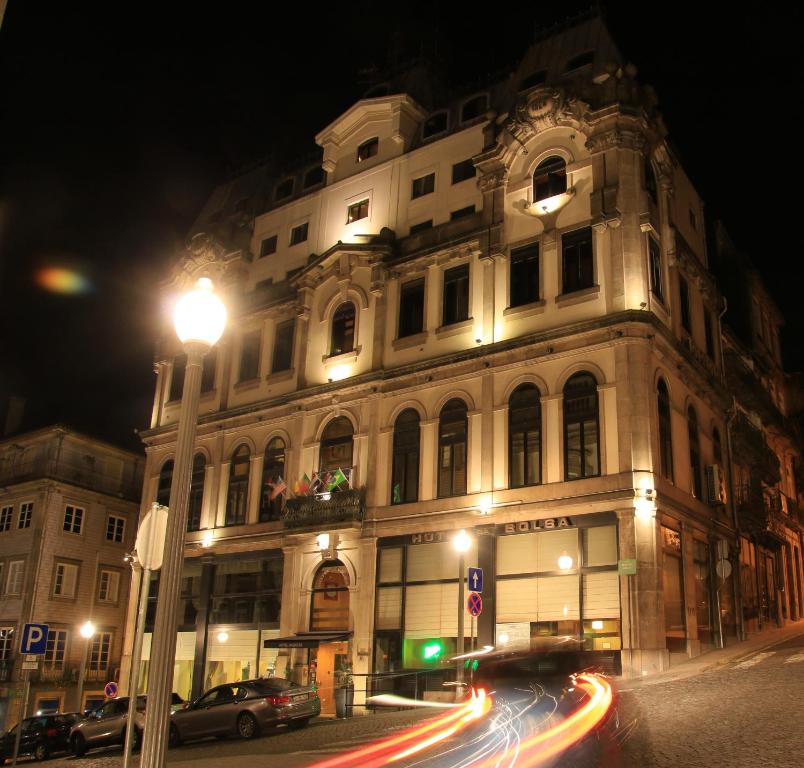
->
(557, 553, 574, 570)
(478, 496, 493, 515)
(201, 530, 215, 548)
(217, 631, 229, 643)
(316, 533, 331, 551)
(635, 487, 657, 520)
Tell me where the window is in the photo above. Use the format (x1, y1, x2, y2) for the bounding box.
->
(226, 445, 250, 526)
(658, 379, 674, 481)
(452, 159, 476, 185)
(509, 385, 542, 487)
(533, 156, 567, 203)
(98, 570, 120, 603)
(645, 158, 658, 205)
(438, 399, 468, 497)
(63, 505, 83, 534)
(289, 222, 308, 246)
(275, 178, 294, 201)
(422, 111, 448, 139)
(260, 438, 286, 522)
(705, 310, 715, 359)
(156, 459, 174, 507)
(409, 220, 433, 235)
(169, 354, 186, 401)
(510, 243, 540, 307)
(0, 627, 13, 661)
(0, 506, 12, 532)
(106, 515, 125, 543)
(392, 409, 420, 504)
(688, 406, 703, 499)
(565, 51, 595, 71)
(259, 235, 278, 258)
(89, 632, 112, 671)
(450, 205, 475, 221)
(320, 417, 354, 472)
(520, 70, 547, 90)
(17, 502, 33, 529)
(461, 94, 488, 122)
(411, 173, 435, 199)
(201, 349, 217, 392)
(310, 561, 350, 631)
(347, 199, 369, 224)
(44, 629, 67, 668)
(53, 562, 78, 598)
(271, 320, 295, 373)
(6, 560, 24, 595)
(398, 279, 425, 338)
(357, 137, 379, 162)
(187, 453, 206, 532)
(564, 372, 600, 480)
(713, 427, 723, 465)
(649, 238, 663, 302)
(442, 264, 469, 326)
(304, 166, 325, 188)
(679, 276, 691, 333)
(330, 302, 356, 356)
(238, 331, 261, 382)
(689, 208, 697, 231)
(561, 227, 594, 294)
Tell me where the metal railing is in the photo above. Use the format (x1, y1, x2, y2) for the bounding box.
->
(282, 489, 364, 529)
(346, 668, 457, 716)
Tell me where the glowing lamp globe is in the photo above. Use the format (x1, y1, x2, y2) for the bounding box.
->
(174, 277, 227, 347)
(453, 529, 471, 554)
(80, 621, 96, 639)
(557, 554, 574, 570)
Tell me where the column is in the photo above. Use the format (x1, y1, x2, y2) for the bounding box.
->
(543, 394, 562, 483)
(118, 564, 141, 695)
(468, 410, 483, 494)
(681, 523, 699, 657)
(374, 427, 393, 509)
(492, 405, 507, 490)
(351, 538, 377, 712)
(200, 463, 216, 530)
(481, 373, 493, 492)
(420, 419, 438, 501)
(216, 462, 231, 527)
(354, 432, 369, 489)
(247, 453, 264, 524)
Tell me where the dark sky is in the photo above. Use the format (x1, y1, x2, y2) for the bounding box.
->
(1, 2, 801, 449)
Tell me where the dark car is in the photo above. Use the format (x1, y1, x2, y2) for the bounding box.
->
(169, 678, 320, 745)
(0, 713, 78, 763)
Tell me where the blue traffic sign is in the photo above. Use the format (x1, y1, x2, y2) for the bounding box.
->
(20, 623, 48, 655)
(468, 567, 484, 593)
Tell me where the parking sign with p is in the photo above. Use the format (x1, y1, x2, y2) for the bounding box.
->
(20, 623, 49, 655)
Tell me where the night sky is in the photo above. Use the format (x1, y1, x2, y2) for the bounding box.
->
(1, 2, 801, 449)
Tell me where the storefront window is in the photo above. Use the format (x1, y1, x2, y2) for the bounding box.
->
(140, 631, 195, 701)
(204, 629, 257, 690)
(210, 557, 282, 624)
(662, 525, 686, 653)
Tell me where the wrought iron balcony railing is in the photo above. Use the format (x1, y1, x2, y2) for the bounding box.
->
(282, 488, 365, 530)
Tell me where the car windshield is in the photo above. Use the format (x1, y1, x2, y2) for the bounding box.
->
(250, 678, 295, 693)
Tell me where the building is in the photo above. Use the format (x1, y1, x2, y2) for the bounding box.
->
(123, 15, 799, 714)
(0, 426, 143, 728)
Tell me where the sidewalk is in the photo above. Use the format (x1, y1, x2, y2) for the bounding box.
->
(624, 619, 804, 688)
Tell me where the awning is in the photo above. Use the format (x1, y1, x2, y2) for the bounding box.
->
(263, 631, 352, 649)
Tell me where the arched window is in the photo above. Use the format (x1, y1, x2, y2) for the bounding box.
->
(438, 399, 468, 497)
(260, 438, 286, 522)
(712, 426, 722, 465)
(392, 409, 420, 504)
(330, 302, 356, 356)
(645, 157, 658, 205)
(688, 406, 703, 499)
(321, 417, 354, 472)
(657, 380, 674, 482)
(187, 454, 206, 532)
(509, 385, 541, 487)
(564, 373, 600, 480)
(226, 445, 251, 526)
(310, 561, 350, 631)
(156, 459, 173, 507)
(533, 156, 567, 203)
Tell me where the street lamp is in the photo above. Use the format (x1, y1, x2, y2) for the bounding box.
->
(75, 620, 96, 713)
(140, 277, 226, 768)
(453, 529, 471, 690)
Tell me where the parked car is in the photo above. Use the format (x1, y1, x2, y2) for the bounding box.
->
(169, 678, 320, 745)
(69, 696, 147, 757)
(0, 713, 78, 763)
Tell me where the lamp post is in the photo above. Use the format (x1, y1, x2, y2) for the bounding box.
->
(453, 529, 471, 690)
(139, 277, 226, 768)
(75, 620, 96, 714)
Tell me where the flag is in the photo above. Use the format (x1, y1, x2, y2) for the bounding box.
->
(270, 476, 287, 500)
(295, 473, 311, 495)
(328, 467, 348, 490)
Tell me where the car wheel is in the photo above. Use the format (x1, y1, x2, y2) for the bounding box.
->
(236, 712, 259, 740)
(34, 743, 49, 761)
(71, 734, 88, 757)
(288, 718, 310, 730)
(169, 724, 182, 748)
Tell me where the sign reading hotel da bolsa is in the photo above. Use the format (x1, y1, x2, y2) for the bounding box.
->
(410, 518, 574, 544)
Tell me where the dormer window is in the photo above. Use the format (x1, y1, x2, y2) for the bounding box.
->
(565, 51, 595, 72)
(519, 70, 547, 90)
(422, 111, 449, 139)
(461, 94, 488, 123)
(357, 137, 379, 163)
(304, 166, 325, 189)
(533, 156, 567, 202)
(275, 178, 294, 201)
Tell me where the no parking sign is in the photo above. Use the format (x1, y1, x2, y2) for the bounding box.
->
(104, 681, 119, 698)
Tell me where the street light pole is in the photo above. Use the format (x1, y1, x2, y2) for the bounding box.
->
(75, 621, 96, 713)
(139, 277, 226, 768)
(452, 530, 471, 691)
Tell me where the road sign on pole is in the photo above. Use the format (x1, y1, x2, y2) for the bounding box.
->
(20, 623, 48, 655)
(467, 592, 483, 617)
(104, 681, 119, 698)
(468, 567, 483, 593)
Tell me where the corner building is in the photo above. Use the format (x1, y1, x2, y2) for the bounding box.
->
(126, 17, 745, 712)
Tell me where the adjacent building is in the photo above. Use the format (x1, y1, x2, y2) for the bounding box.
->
(0, 426, 142, 728)
(124, 14, 802, 715)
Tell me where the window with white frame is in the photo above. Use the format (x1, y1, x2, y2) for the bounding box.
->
(18, 502, 33, 529)
(98, 570, 120, 603)
(0, 506, 12, 532)
(6, 560, 24, 595)
(0, 627, 14, 661)
(106, 516, 125, 543)
(44, 629, 67, 668)
(89, 632, 112, 670)
(53, 562, 78, 598)
(63, 505, 83, 534)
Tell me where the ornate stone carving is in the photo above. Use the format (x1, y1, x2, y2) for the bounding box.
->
(505, 87, 587, 149)
(585, 128, 647, 153)
(477, 170, 507, 193)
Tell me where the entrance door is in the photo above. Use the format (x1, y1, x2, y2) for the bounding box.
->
(313, 641, 348, 716)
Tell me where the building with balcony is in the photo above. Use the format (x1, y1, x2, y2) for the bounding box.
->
(125, 14, 767, 713)
(0, 426, 142, 728)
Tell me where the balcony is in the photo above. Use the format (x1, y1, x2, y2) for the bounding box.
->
(736, 483, 790, 545)
(282, 480, 364, 531)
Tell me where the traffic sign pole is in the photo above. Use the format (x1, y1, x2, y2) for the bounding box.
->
(11, 671, 31, 768)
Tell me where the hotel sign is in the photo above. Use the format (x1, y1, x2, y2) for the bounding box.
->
(498, 517, 573, 534)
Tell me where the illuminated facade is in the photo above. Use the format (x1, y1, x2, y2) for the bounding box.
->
(124, 16, 801, 711)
